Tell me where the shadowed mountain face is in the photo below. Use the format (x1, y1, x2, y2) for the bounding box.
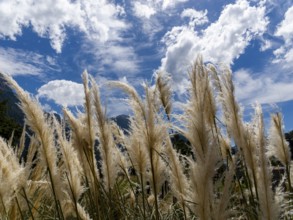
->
(0, 77, 24, 125)
(111, 114, 130, 132)
(0, 77, 23, 143)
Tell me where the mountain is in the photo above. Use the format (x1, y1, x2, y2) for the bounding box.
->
(111, 114, 130, 133)
(0, 79, 24, 124)
(0, 77, 24, 143)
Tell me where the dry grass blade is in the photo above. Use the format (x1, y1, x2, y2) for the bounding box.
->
(1, 72, 64, 218)
(0, 57, 292, 220)
(155, 71, 172, 120)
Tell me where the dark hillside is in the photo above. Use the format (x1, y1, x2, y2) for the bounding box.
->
(0, 78, 24, 124)
(0, 77, 23, 143)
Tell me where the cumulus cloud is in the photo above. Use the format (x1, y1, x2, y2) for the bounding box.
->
(0, 0, 141, 78)
(161, 0, 188, 10)
(273, 6, 293, 68)
(181, 8, 208, 27)
(133, 2, 156, 19)
(0, 0, 127, 53)
(132, 0, 188, 16)
(160, 0, 268, 94)
(0, 47, 59, 76)
(234, 68, 293, 105)
(37, 80, 84, 107)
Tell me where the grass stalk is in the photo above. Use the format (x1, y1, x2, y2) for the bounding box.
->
(21, 188, 35, 220)
(14, 195, 24, 220)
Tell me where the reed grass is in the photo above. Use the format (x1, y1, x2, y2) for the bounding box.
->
(0, 56, 292, 219)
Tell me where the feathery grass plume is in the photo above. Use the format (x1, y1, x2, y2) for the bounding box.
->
(155, 71, 172, 120)
(268, 112, 292, 192)
(214, 68, 259, 189)
(82, 70, 96, 151)
(210, 66, 244, 148)
(25, 180, 51, 218)
(212, 163, 234, 220)
(242, 122, 259, 198)
(0, 72, 64, 218)
(179, 56, 217, 163)
(173, 56, 220, 219)
(139, 85, 167, 219)
(81, 71, 101, 197)
(211, 67, 260, 206)
(165, 136, 188, 220)
(90, 75, 121, 192)
(16, 123, 26, 160)
(111, 81, 167, 219)
(63, 109, 100, 188)
(25, 135, 45, 181)
(253, 104, 279, 220)
(268, 113, 291, 166)
(61, 200, 92, 220)
(0, 137, 26, 217)
(218, 135, 232, 160)
(192, 56, 217, 130)
(63, 109, 90, 163)
(54, 118, 86, 215)
(188, 140, 218, 219)
(63, 74, 102, 218)
(124, 121, 149, 217)
(274, 175, 292, 219)
(109, 81, 146, 122)
(108, 121, 129, 176)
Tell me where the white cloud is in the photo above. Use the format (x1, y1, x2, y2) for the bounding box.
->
(133, 2, 156, 19)
(83, 42, 140, 75)
(273, 6, 293, 68)
(132, 0, 188, 16)
(234, 69, 293, 105)
(161, 0, 188, 10)
(0, 47, 59, 76)
(0, 0, 141, 76)
(106, 98, 131, 117)
(130, 0, 188, 38)
(37, 80, 84, 107)
(118, 76, 128, 84)
(160, 0, 268, 94)
(275, 6, 293, 44)
(0, 0, 127, 53)
(181, 8, 208, 27)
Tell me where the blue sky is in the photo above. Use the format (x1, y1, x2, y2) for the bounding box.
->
(0, 0, 293, 131)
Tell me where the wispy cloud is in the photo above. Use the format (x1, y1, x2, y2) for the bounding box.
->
(130, 0, 189, 39)
(181, 8, 209, 27)
(234, 67, 293, 105)
(0, 47, 59, 76)
(82, 41, 140, 77)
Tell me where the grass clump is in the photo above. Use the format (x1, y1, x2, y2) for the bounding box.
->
(0, 56, 292, 219)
